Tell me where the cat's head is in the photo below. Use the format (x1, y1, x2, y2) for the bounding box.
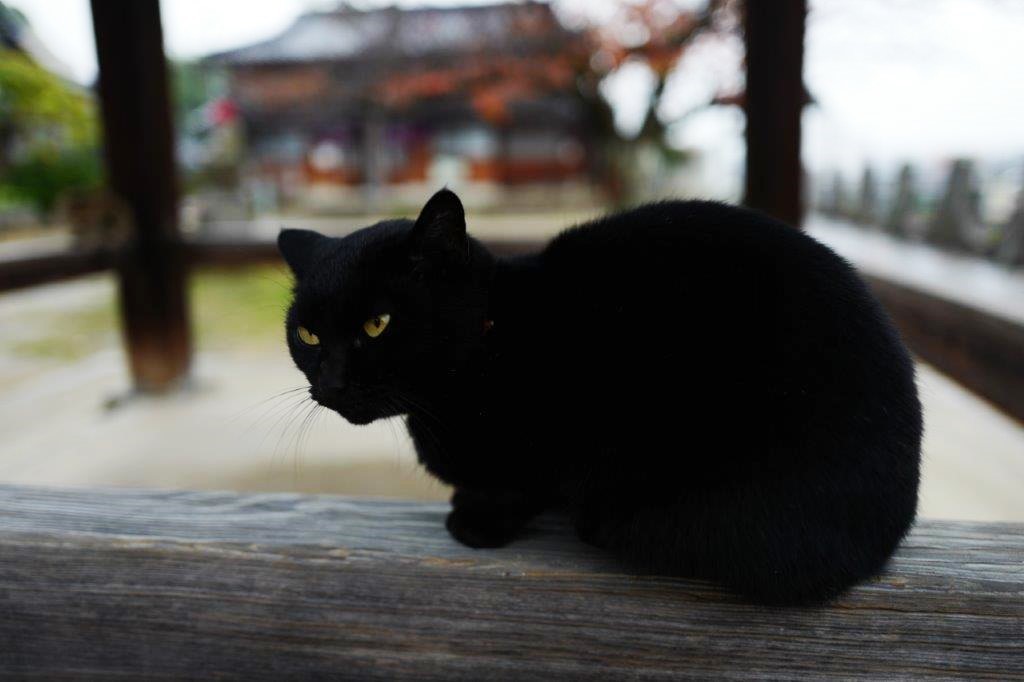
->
(278, 189, 494, 425)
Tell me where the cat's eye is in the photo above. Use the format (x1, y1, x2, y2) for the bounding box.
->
(363, 314, 391, 338)
(296, 326, 320, 346)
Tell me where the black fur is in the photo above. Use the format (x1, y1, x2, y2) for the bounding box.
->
(279, 189, 922, 605)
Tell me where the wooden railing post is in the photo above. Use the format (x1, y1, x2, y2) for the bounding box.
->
(743, 0, 807, 228)
(90, 0, 191, 392)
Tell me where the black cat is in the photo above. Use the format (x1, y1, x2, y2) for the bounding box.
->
(279, 189, 922, 605)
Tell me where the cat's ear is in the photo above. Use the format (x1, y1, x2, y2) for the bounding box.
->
(278, 228, 327, 279)
(409, 188, 468, 264)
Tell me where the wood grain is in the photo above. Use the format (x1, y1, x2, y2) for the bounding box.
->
(0, 484, 1021, 680)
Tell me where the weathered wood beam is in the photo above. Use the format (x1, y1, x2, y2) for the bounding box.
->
(0, 238, 568, 291)
(90, 0, 192, 392)
(0, 485, 1020, 679)
(866, 275, 1024, 423)
(0, 248, 116, 291)
(743, 0, 807, 228)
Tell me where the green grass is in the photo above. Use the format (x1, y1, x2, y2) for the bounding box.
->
(7, 265, 295, 361)
(9, 298, 117, 360)
(189, 265, 294, 351)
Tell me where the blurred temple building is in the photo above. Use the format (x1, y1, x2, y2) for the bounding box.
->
(208, 2, 611, 212)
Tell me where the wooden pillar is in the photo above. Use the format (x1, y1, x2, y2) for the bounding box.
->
(743, 0, 807, 228)
(91, 0, 191, 392)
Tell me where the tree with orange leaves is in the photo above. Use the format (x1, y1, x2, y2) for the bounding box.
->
(372, 0, 734, 141)
(585, 0, 735, 144)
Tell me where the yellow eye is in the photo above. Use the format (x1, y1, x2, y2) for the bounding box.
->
(296, 326, 320, 346)
(363, 313, 391, 338)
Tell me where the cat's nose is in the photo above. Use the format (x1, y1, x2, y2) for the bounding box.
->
(318, 358, 347, 391)
(319, 377, 345, 392)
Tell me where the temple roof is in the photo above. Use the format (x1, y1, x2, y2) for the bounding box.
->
(210, 2, 575, 66)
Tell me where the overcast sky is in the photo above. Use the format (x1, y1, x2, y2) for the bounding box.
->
(10, 0, 1024, 186)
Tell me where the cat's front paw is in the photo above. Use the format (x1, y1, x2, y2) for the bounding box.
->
(445, 507, 517, 549)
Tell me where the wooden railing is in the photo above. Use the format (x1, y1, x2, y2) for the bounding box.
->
(1, 484, 1021, 679)
(866, 274, 1024, 422)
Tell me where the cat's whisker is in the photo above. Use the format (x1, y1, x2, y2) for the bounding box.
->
(267, 402, 302, 469)
(287, 400, 318, 460)
(305, 405, 328, 474)
(382, 406, 407, 467)
(243, 397, 308, 468)
(299, 401, 322, 450)
(377, 398, 407, 468)
(229, 386, 308, 425)
(271, 398, 316, 469)
(252, 392, 312, 453)
(237, 391, 310, 442)
(292, 402, 322, 476)
(280, 401, 315, 475)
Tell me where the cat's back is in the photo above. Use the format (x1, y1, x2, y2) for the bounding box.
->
(526, 200, 916, 451)
(537, 199, 864, 336)
(542, 200, 836, 280)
